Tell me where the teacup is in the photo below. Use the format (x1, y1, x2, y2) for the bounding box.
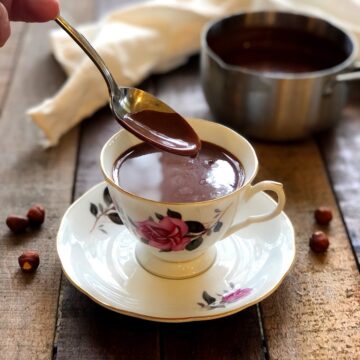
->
(100, 118, 285, 279)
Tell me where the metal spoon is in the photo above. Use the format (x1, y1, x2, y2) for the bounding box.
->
(55, 15, 201, 156)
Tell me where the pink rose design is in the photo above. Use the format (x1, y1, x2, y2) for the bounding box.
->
(136, 216, 191, 251)
(221, 288, 252, 303)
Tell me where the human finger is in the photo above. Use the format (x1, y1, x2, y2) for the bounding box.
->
(3, 0, 59, 22)
(0, 3, 10, 46)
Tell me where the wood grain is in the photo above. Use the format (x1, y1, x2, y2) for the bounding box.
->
(318, 86, 360, 266)
(0, 23, 25, 112)
(55, 282, 160, 360)
(54, 1, 162, 360)
(0, 2, 90, 360)
(255, 141, 360, 359)
(55, 106, 162, 360)
(160, 307, 264, 360)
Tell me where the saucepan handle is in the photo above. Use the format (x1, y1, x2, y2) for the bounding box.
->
(336, 61, 360, 82)
(336, 71, 360, 82)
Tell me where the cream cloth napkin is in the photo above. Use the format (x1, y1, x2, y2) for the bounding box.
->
(29, 0, 254, 146)
(28, 0, 360, 146)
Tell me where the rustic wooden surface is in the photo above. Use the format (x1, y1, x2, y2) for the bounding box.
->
(318, 86, 360, 266)
(0, 1, 90, 359)
(0, 23, 25, 112)
(256, 141, 360, 359)
(1, 1, 360, 359)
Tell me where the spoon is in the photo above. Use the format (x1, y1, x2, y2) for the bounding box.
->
(55, 16, 201, 156)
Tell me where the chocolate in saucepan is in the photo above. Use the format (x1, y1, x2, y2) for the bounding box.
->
(208, 27, 348, 73)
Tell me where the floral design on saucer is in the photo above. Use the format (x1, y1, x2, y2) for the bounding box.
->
(128, 205, 230, 252)
(198, 283, 252, 310)
(90, 187, 123, 234)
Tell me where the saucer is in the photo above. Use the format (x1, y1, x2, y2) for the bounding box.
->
(57, 182, 295, 322)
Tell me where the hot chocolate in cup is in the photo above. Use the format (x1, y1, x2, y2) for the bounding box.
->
(100, 118, 285, 279)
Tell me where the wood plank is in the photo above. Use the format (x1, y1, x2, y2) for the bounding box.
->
(152, 57, 264, 360)
(160, 307, 264, 360)
(55, 281, 160, 360)
(55, 105, 161, 360)
(54, 1, 161, 359)
(0, 2, 92, 359)
(318, 85, 360, 265)
(255, 140, 360, 359)
(0, 23, 25, 112)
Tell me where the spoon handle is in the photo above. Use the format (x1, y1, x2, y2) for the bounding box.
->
(55, 15, 117, 94)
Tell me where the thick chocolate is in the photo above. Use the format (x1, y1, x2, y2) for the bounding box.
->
(113, 141, 245, 202)
(208, 27, 348, 73)
(121, 110, 201, 157)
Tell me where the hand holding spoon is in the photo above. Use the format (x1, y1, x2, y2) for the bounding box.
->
(55, 16, 201, 156)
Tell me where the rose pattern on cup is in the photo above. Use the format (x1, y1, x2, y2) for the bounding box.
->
(126, 205, 231, 252)
(89, 188, 230, 249)
(90, 187, 123, 234)
(198, 283, 252, 310)
(135, 215, 191, 251)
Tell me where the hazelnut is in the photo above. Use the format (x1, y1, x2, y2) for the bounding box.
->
(27, 204, 45, 227)
(18, 251, 40, 273)
(314, 207, 333, 225)
(6, 215, 29, 233)
(309, 231, 329, 253)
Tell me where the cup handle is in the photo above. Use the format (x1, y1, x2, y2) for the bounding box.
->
(223, 181, 286, 238)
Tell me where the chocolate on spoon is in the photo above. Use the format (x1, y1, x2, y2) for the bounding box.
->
(55, 16, 201, 156)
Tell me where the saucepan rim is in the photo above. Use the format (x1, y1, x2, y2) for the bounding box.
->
(201, 10, 358, 80)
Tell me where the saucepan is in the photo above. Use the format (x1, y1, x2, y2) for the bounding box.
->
(201, 11, 360, 141)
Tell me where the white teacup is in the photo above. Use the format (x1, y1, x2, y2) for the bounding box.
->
(101, 118, 285, 279)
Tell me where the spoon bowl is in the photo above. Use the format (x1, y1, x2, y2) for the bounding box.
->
(111, 87, 201, 155)
(55, 16, 200, 156)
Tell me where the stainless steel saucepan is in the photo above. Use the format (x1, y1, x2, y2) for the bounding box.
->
(201, 11, 360, 141)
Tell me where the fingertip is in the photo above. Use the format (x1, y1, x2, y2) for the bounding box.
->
(0, 3, 10, 47)
(46, 0, 60, 20)
(30, 0, 60, 21)
(10, 0, 60, 22)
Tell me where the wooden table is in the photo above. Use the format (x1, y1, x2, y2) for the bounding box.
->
(1, 1, 360, 359)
